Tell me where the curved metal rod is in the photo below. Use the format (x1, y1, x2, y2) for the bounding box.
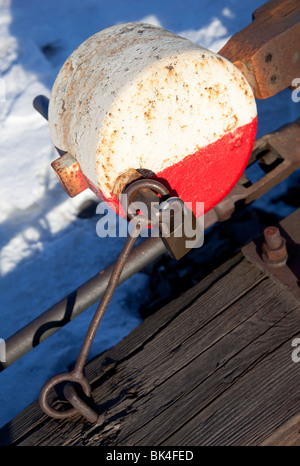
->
(63, 383, 99, 423)
(39, 224, 140, 421)
(123, 178, 170, 224)
(39, 370, 91, 420)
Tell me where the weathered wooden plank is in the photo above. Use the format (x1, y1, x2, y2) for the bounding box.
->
(164, 339, 300, 446)
(4, 253, 299, 447)
(0, 253, 245, 445)
(5, 256, 264, 446)
(117, 286, 300, 445)
(85, 253, 249, 381)
(16, 261, 299, 446)
(103, 279, 278, 445)
(260, 413, 300, 446)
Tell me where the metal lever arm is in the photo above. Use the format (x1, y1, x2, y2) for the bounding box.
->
(39, 223, 140, 422)
(39, 178, 170, 422)
(219, 0, 300, 98)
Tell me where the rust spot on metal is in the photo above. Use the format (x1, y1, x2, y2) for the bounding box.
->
(112, 168, 143, 197)
(51, 153, 88, 197)
(64, 59, 74, 75)
(224, 114, 238, 132)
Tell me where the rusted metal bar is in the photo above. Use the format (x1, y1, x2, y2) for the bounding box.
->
(0, 235, 166, 372)
(219, 0, 300, 99)
(51, 153, 89, 198)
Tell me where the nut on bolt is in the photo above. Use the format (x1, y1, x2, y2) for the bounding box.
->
(262, 226, 288, 267)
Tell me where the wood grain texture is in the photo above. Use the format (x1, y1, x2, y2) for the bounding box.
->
(1, 254, 300, 446)
(260, 413, 300, 446)
(0, 253, 243, 446)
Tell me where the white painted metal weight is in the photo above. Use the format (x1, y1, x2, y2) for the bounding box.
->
(48, 22, 257, 214)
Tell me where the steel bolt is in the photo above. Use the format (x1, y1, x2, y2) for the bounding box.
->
(262, 226, 288, 267)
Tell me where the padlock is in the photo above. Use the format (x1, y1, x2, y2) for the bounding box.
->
(158, 197, 204, 260)
(121, 180, 203, 260)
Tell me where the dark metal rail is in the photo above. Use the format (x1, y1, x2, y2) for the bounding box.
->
(0, 236, 166, 371)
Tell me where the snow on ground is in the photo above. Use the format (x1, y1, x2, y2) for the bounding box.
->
(0, 0, 299, 429)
